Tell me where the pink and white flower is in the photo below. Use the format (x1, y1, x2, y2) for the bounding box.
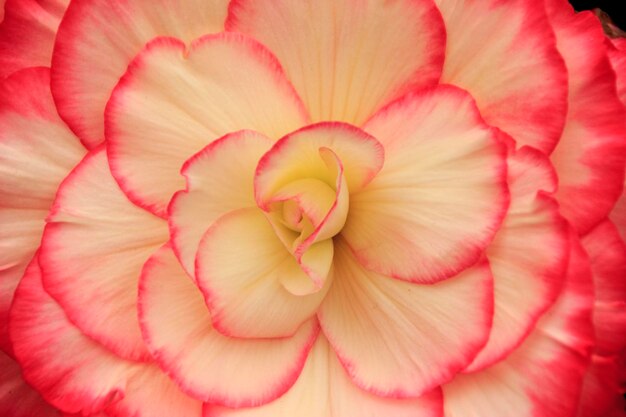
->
(0, 0, 625, 416)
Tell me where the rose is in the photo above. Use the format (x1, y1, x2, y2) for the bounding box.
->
(0, 0, 625, 416)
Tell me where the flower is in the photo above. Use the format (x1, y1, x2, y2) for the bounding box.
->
(0, 0, 625, 416)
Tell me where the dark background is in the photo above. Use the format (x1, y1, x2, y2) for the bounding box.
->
(569, 0, 626, 30)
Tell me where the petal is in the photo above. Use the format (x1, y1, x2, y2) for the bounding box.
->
(0, 0, 68, 78)
(9, 257, 201, 417)
(226, 0, 445, 125)
(546, 2, 626, 234)
(347, 86, 508, 284)
(0, 68, 85, 354)
(139, 244, 319, 407)
(106, 33, 309, 217)
(51, 0, 230, 147)
(318, 241, 493, 398)
(608, 38, 626, 108)
(195, 208, 331, 338)
(207, 335, 443, 417)
(577, 355, 625, 417)
(443, 232, 594, 417)
(169, 130, 273, 277)
(581, 220, 626, 357)
(436, 0, 568, 153)
(466, 147, 569, 372)
(0, 350, 59, 417)
(40, 148, 168, 361)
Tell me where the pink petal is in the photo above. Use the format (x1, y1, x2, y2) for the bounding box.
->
(106, 33, 309, 217)
(195, 208, 331, 338)
(139, 244, 319, 407)
(581, 220, 626, 357)
(226, 0, 445, 125)
(466, 147, 569, 371)
(39, 148, 168, 361)
(346, 85, 508, 284)
(207, 335, 443, 417)
(437, 0, 568, 153)
(318, 241, 493, 398)
(9, 257, 202, 417)
(547, 0, 626, 234)
(51, 0, 230, 148)
(0, 0, 68, 78)
(608, 38, 626, 108)
(577, 355, 625, 417)
(0, 68, 84, 354)
(169, 130, 273, 278)
(443, 232, 594, 417)
(0, 350, 59, 417)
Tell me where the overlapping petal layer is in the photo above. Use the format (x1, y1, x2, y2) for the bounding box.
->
(106, 33, 309, 217)
(227, 0, 445, 125)
(52, 0, 231, 147)
(436, 0, 568, 153)
(318, 241, 493, 398)
(346, 85, 508, 283)
(207, 336, 444, 417)
(40, 149, 168, 361)
(547, 0, 626, 234)
(443, 234, 594, 417)
(0, 68, 84, 354)
(140, 245, 319, 407)
(0, 0, 68, 78)
(10, 258, 201, 417)
(466, 147, 569, 371)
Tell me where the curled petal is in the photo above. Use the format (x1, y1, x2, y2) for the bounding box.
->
(227, 0, 445, 124)
(207, 335, 443, 417)
(106, 33, 309, 217)
(52, 0, 231, 147)
(140, 245, 319, 407)
(348, 85, 508, 283)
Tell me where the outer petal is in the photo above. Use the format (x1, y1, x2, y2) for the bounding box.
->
(196, 208, 331, 338)
(581, 220, 626, 357)
(0, 68, 85, 354)
(436, 0, 568, 153)
(318, 241, 493, 398)
(466, 147, 569, 371)
(0, 0, 68, 78)
(40, 148, 168, 361)
(9, 257, 201, 417)
(169, 130, 272, 277)
(226, 0, 445, 125)
(347, 86, 508, 283)
(577, 356, 625, 417)
(608, 38, 626, 107)
(51, 0, 230, 147)
(0, 350, 59, 417)
(207, 335, 444, 417)
(139, 244, 319, 407)
(106, 33, 309, 217)
(547, 1, 626, 234)
(443, 233, 594, 417)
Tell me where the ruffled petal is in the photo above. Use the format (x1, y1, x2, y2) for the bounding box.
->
(547, 0, 626, 234)
(0, 350, 59, 417)
(206, 335, 443, 417)
(443, 233, 594, 417)
(196, 208, 331, 338)
(0, 0, 68, 78)
(169, 130, 272, 277)
(0, 68, 85, 354)
(436, 0, 568, 153)
(226, 0, 445, 125)
(345, 85, 508, 283)
(40, 148, 168, 361)
(139, 244, 319, 407)
(106, 33, 309, 217)
(466, 147, 569, 371)
(318, 241, 493, 398)
(51, 0, 231, 147)
(9, 257, 202, 417)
